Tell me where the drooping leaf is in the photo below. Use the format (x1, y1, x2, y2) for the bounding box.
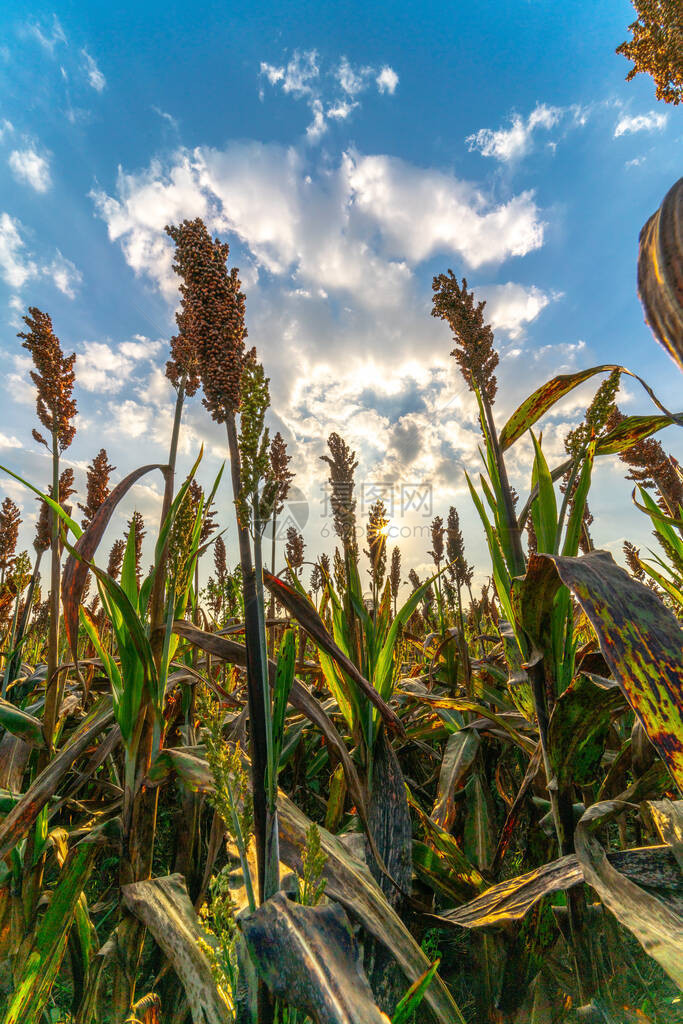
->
(499, 365, 682, 451)
(500, 366, 622, 451)
(432, 730, 481, 831)
(0, 697, 46, 749)
(60, 463, 163, 660)
(0, 699, 114, 860)
(172, 621, 375, 852)
(575, 800, 683, 988)
(262, 571, 405, 737)
(432, 844, 683, 931)
(364, 726, 412, 905)
(147, 746, 214, 792)
(239, 890, 388, 1024)
(134, 739, 464, 1024)
(596, 412, 682, 456)
(464, 770, 495, 873)
(410, 797, 486, 901)
(531, 551, 683, 791)
(122, 873, 231, 1024)
(276, 788, 465, 1023)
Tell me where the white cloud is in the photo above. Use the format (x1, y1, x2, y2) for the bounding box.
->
(77, 337, 162, 393)
(152, 106, 179, 130)
(8, 147, 52, 192)
(81, 48, 106, 92)
(343, 150, 544, 266)
(478, 282, 556, 339)
(91, 142, 545, 328)
(614, 111, 667, 137)
(467, 102, 585, 162)
(0, 119, 13, 142)
(376, 66, 399, 95)
(306, 99, 327, 142)
(260, 50, 399, 142)
(327, 100, 359, 121)
(46, 250, 82, 298)
(336, 56, 371, 96)
(260, 50, 319, 99)
(0, 213, 82, 309)
(0, 214, 38, 289)
(0, 431, 22, 449)
(107, 398, 152, 438)
(25, 14, 67, 55)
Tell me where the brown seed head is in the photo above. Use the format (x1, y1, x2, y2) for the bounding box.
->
(431, 273, 498, 403)
(0, 498, 21, 576)
(18, 307, 77, 452)
(79, 449, 115, 530)
(107, 539, 126, 581)
(320, 432, 358, 554)
(165, 219, 246, 419)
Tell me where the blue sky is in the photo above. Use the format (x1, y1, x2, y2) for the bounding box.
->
(0, 1, 680, 587)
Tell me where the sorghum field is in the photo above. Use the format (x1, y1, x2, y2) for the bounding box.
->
(0, 3, 681, 1023)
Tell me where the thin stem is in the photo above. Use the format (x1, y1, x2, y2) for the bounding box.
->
(225, 412, 269, 905)
(43, 431, 61, 751)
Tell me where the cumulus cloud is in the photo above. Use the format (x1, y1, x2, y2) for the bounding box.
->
(0, 213, 83, 308)
(8, 147, 52, 192)
(77, 336, 162, 393)
(91, 142, 545, 323)
(0, 119, 13, 142)
(259, 50, 398, 142)
(46, 251, 83, 297)
(614, 111, 667, 137)
(478, 282, 557, 339)
(81, 48, 106, 92)
(376, 66, 399, 95)
(0, 213, 38, 288)
(467, 102, 586, 162)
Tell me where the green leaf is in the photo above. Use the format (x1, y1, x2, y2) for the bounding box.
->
(0, 463, 82, 539)
(560, 442, 594, 557)
(392, 959, 441, 1024)
(61, 463, 163, 660)
(0, 698, 46, 749)
(530, 551, 683, 791)
(636, 486, 683, 562)
(547, 673, 624, 789)
(3, 843, 95, 1024)
(465, 472, 515, 626)
(120, 519, 139, 609)
(374, 566, 442, 703)
(262, 570, 404, 737)
(529, 432, 557, 554)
